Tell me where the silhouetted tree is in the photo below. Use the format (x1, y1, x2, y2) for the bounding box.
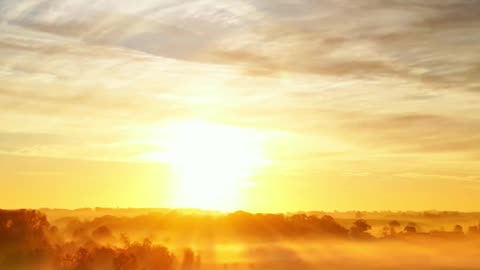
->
(91, 225, 113, 240)
(453, 224, 464, 234)
(317, 215, 349, 237)
(182, 248, 195, 270)
(0, 210, 53, 252)
(468, 225, 479, 234)
(388, 220, 401, 235)
(120, 234, 131, 247)
(114, 252, 137, 270)
(404, 222, 417, 233)
(146, 245, 176, 270)
(350, 219, 372, 239)
(58, 248, 93, 270)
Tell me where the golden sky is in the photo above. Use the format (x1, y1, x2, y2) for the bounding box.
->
(1, 0, 480, 212)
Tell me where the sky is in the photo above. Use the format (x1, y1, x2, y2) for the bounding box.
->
(1, 0, 480, 212)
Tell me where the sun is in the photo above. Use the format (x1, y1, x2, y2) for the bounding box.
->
(164, 121, 266, 212)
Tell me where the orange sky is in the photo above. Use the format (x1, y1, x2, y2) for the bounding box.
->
(1, 1, 480, 212)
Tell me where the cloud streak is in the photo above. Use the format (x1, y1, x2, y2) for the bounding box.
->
(1, 0, 480, 210)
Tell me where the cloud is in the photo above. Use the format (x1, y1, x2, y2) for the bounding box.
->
(341, 113, 480, 155)
(394, 172, 480, 184)
(190, 0, 480, 94)
(1, 0, 479, 87)
(0, 0, 480, 168)
(0, 131, 61, 151)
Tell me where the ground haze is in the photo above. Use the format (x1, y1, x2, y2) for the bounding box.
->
(1, 208, 480, 270)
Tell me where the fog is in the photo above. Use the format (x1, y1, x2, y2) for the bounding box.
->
(1, 209, 480, 270)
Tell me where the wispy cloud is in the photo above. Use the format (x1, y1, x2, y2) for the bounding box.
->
(0, 0, 479, 185)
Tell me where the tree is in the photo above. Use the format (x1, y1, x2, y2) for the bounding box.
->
(91, 225, 113, 240)
(468, 225, 479, 234)
(317, 215, 349, 237)
(350, 219, 372, 239)
(404, 222, 417, 233)
(388, 220, 401, 235)
(0, 210, 52, 250)
(114, 252, 137, 270)
(453, 224, 464, 234)
(182, 248, 195, 270)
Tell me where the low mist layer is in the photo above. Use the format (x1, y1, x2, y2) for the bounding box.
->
(1, 209, 480, 270)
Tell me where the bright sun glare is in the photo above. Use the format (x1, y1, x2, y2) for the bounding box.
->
(164, 121, 267, 212)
